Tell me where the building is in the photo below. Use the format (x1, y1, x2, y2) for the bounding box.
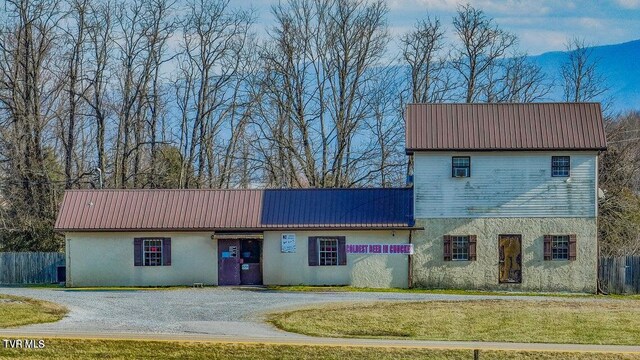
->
(407, 103, 606, 292)
(56, 188, 416, 288)
(55, 103, 607, 292)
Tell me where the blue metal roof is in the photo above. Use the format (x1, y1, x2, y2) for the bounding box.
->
(260, 188, 414, 228)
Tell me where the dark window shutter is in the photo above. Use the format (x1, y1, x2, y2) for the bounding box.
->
(568, 234, 577, 261)
(468, 235, 477, 261)
(338, 236, 347, 266)
(443, 235, 452, 261)
(163, 238, 172, 266)
(308, 237, 319, 266)
(543, 235, 552, 261)
(134, 238, 143, 266)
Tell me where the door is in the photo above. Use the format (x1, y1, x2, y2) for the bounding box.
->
(499, 234, 522, 284)
(218, 239, 241, 285)
(240, 239, 262, 285)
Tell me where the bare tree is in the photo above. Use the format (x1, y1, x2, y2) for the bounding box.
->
(451, 4, 517, 103)
(0, 0, 65, 250)
(482, 52, 550, 103)
(562, 37, 608, 103)
(256, 0, 390, 188)
(401, 17, 452, 104)
(175, 0, 253, 188)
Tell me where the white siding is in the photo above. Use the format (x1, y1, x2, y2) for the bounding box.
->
(414, 151, 598, 218)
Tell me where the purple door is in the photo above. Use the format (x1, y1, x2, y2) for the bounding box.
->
(218, 239, 241, 285)
(240, 239, 262, 285)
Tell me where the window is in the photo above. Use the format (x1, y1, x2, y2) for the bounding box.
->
(452, 236, 469, 261)
(543, 234, 576, 261)
(443, 235, 476, 261)
(551, 235, 569, 260)
(143, 239, 163, 266)
(134, 238, 171, 267)
(318, 238, 338, 266)
(308, 236, 346, 266)
(552, 156, 570, 177)
(452, 156, 470, 177)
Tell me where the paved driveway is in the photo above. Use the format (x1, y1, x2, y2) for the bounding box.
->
(0, 287, 604, 338)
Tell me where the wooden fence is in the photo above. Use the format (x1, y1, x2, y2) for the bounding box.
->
(598, 256, 640, 294)
(0, 252, 65, 284)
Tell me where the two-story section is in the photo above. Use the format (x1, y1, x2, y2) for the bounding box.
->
(406, 103, 607, 292)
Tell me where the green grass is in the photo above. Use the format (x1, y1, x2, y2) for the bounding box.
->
(267, 285, 640, 299)
(0, 294, 67, 328)
(0, 339, 638, 360)
(269, 299, 640, 345)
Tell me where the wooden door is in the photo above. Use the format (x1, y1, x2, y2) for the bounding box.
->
(499, 235, 522, 283)
(218, 239, 241, 285)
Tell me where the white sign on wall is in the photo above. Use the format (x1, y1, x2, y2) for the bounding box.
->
(281, 234, 296, 253)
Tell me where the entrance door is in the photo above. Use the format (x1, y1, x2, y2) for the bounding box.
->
(218, 239, 262, 285)
(218, 239, 241, 285)
(499, 235, 522, 284)
(240, 239, 262, 285)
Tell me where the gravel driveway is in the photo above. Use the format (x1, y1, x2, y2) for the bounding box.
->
(0, 286, 600, 338)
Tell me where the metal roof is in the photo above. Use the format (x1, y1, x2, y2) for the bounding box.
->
(405, 103, 607, 153)
(55, 188, 414, 232)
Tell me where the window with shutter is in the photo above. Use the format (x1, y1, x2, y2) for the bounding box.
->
(543, 235, 575, 261)
(134, 238, 171, 266)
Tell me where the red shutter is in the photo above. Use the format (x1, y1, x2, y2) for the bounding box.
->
(469, 235, 477, 261)
(338, 236, 347, 266)
(134, 238, 143, 266)
(443, 235, 452, 261)
(163, 238, 172, 266)
(543, 235, 552, 261)
(308, 237, 319, 266)
(568, 234, 577, 261)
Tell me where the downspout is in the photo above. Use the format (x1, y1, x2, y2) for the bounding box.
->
(66, 238, 71, 287)
(408, 230, 413, 289)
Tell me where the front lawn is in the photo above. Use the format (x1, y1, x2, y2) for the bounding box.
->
(0, 339, 638, 360)
(267, 285, 640, 299)
(0, 294, 67, 328)
(269, 300, 640, 345)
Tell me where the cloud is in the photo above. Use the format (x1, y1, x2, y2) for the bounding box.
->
(615, 0, 640, 9)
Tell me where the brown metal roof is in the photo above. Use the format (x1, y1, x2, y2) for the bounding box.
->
(55, 188, 414, 232)
(405, 103, 607, 153)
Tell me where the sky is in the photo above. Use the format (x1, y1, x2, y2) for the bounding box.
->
(235, 0, 640, 56)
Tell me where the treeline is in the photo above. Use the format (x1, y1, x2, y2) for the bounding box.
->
(0, 0, 629, 252)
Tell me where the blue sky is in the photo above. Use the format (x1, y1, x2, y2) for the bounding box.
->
(236, 0, 640, 55)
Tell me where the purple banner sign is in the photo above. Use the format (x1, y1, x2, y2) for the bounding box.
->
(345, 244, 413, 255)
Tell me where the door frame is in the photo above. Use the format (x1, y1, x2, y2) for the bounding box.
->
(498, 234, 522, 284)
(217, 237, 263, 286)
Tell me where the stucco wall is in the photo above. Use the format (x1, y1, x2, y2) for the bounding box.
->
(66, 232, 217, 287)
(262, 230, 410, 288)
(411, 218, 597, 293)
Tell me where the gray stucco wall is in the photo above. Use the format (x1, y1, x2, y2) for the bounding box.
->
(66, 232, 217, 287)
(263, 230, 410, 288)
(411, 218, 597, 293)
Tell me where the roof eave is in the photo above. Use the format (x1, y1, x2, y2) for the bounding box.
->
(406, 147, 607, 154)
(55, 225, 424, 233)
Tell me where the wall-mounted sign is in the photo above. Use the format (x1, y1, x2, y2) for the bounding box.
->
(241, 264, 249, 270)
(281, 234, 296, 253)
(346, 244, 413, 255)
